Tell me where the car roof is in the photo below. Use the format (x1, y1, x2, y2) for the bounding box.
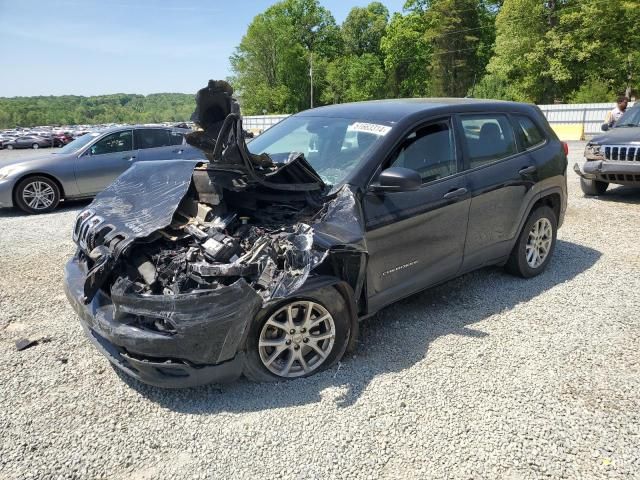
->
(295, 98, 537, 123)
(100, 125, 189, 134)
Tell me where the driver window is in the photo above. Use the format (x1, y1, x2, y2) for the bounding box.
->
(91, 131, 133, 155)
(389, 120, 456, 183)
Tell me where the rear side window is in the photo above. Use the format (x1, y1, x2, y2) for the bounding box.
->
(514, 115, 545, 149)
(169, 131, 184, 146)
(134, 129, 171, 149)
(460, 114, 517, 169)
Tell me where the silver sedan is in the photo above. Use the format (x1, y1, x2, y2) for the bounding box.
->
(0, 126, 205, 214)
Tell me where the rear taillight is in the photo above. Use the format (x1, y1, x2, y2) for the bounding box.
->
(562, 142, 569, 156)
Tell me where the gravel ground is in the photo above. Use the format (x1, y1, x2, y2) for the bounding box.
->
(1, 142, 639, 479)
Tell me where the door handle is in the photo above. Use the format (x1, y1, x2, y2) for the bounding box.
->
(443, 187, 468, 200)
(519, 166, 537, 175)
(172, 149, 184, 154)
(123, 155, 136, 161)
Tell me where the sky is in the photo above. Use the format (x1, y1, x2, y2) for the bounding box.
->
(0, 0, 406, 97)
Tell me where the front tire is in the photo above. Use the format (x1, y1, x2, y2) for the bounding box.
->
(506, 206, 557, 278)
(32, 143, 39, 149)
(243, 286, 351, 382)
(6, 144, 13, 150)
(14, 176, 61, 214)
(580, 177, 608, 196)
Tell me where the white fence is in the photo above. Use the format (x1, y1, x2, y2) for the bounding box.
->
(242, 115, 289, 134)
(244, 102, 636, 138)
(538, 102, 635, 137)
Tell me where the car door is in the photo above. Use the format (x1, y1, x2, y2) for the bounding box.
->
(457, 113, 538, 271)
(74, 129, 135, 195)
(362, 117, 471, 312)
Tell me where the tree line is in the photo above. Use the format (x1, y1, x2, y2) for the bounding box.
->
(231, 0, 639, 114)
(0, 93, 194, 129)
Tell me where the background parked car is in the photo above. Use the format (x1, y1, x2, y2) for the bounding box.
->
(0, 125, 205, 214)
(4, 136, 52, 150)
(53, 133, 74, 147)
(575, 104, 640, 195)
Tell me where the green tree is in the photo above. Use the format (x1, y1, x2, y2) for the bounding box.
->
(546, 0, 640, 101)
(341, 2, 389, 57)
(425, 0, 484, 97)
(568, 78, 617, 104)
(322, 54, 387, 103)
(0, 93, 195, 128)
(381, 11, 433, 97)
(230, 0, 341, 114)
(478, 0, 639, 103)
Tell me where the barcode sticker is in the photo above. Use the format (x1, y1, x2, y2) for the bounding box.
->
(348, 122, 392, 136)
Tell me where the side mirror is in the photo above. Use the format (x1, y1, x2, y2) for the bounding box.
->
(601, 123, 610, 132)
(370, 167, 421, 193)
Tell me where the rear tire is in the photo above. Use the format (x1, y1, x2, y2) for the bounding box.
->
(32, 143, 39, 149)
(580, 177, 608, 196)
(6, 144, 13, 150)
(14, 176, 61, 214)
(243, 285, 351, 382)
(506, 206, 557, 278)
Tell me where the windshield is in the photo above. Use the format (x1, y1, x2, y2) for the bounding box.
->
(247, 116, 390, 186)
(615, 106, 640, 127)
(54, 132, 101, 154)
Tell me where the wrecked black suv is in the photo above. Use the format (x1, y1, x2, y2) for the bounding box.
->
(64, 81, 568, 388)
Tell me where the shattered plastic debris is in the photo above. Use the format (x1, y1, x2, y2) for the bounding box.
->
(15, 338, 38, 351)
(15, 337, 52, 351)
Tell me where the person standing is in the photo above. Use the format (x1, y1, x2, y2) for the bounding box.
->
(605, 96, 629, 127)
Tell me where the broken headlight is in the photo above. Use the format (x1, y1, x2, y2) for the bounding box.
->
(584, 143, 603, 161)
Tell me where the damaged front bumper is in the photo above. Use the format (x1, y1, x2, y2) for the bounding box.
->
(574, 160, 640, 185)
(64, 256, 262, 388)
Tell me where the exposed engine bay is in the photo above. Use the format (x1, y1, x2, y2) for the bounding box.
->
(118, 177, 326, 302)
(72, 80, 364, 307)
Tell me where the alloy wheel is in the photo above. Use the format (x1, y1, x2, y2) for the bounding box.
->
(258, 301, 336, 378)
(21, 181, 55, 210)
(525, 218, 553, 268)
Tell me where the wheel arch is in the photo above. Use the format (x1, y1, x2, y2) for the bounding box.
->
(515, 187, 563, 239)
(12, 172, 66, 204)
(264, 276, 360, 355)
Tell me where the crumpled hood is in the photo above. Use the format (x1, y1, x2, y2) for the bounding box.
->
(73, 159, 201, 259)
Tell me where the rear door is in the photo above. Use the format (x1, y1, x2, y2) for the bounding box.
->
(458, 113, 539, 270)
(74, 129, 135, 195)
(363, 117, 471, 312)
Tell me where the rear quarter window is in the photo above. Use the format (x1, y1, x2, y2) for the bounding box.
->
(169, 131, 185, 146)
(514, 115, 546, 149)
(460, 114, 518, 169)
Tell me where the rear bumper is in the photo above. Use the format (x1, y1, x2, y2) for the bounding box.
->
(574, 161, 640, 185)
(0, 179, 14, 208)
(63, 255, 262, 388)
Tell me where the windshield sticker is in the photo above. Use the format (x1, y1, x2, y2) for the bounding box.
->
(348, 122, 392, 136)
